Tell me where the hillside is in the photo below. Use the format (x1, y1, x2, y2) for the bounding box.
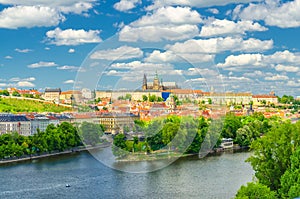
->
(0, 97, 71, 113)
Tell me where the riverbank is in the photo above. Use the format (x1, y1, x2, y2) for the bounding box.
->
(116, 146, 250, 162)
(0, 143, 111, 165)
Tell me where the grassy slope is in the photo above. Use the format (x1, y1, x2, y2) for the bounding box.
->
(0, 97, 71, 113)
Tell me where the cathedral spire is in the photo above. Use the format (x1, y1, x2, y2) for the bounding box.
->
(142, 74, 147, 91)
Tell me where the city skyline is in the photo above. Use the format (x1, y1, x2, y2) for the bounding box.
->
(1, 0, 300, 96)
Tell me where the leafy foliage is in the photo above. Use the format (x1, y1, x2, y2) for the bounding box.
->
(0, 122, 82, 159)
(78, 122, 104, 146)
(235, 182, 277, 199)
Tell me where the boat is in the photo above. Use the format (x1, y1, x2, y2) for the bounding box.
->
(220, 138, 233, 149)
(65, 184, 71, 187)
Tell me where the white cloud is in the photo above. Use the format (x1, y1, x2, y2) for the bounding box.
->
(200, 19, 267, 37)
(0, 0, 96, 14)
(265, 74, 289, 81)
(217, 50, 300, 69)
(57, 65, 79, 71)
(90, 46, 143, 60)
(147, 0, 263, 10)
(206, 8, 219, 14)
(243, 70, 264, 77)
(28, 61, 58, 68)
(46, 28, 102, 46)
(237, 0, 300, 28)
(9, 77, 35, 82)
(287, 80, 300, 87)
(0, 6, 65, 29)
(274, 64, 299, 72)
(144, 50, 215, 63)
(68, 48, 75, 53)
(58, 2, 94, 14)
(15, 48, 32, 53)
(110, 61, 173, 70)
(167, 37, 273, 54)
(17, 81, 35, 87)
(119, 6, 202, 42)
(119, 24, 199, 42)
(64, 80, 75, 84)
(217, 53, 264, 68)
(114, 0, 141, 12)
(132, 6, 202, 26)
(5, 56, 12, 59)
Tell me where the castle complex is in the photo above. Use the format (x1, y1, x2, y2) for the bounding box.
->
(142, 72, 178, 91)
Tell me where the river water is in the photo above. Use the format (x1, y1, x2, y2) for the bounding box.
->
(0, 149, 254, 199)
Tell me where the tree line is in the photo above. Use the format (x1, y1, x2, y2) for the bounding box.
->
(112, 112, 279, 158)
(235, 120, 300, 199)
(0, 122, 105, 160)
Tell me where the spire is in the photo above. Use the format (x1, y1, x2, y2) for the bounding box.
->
(142, 74, 147, 91)
(143, 74, 147, 84)
(154, 70, 158, 80)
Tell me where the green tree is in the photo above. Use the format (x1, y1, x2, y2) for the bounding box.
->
(247, 121, 300, 191)
(280, 147, 300, 198)
(149, 95, 157, 102)
(125, 94, 132, 101)
(235, 182, 277, 199)
(12, 91, 21, 97)
(185, 117, 208, 154)
(1, 90, 9, 96)
(142, 95, 148, 102)
(112, 133, 128, 157)
(208, 98, 212, 104)
(221, 113, 242, 139)
(79, 122, 104, 146)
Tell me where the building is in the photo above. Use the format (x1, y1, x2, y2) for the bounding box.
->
(43, 88, 61, 103)
(95, 90, 162, 101)
(0, 114, 31, 136)
(27, 114, 59, 135)
(142, 72, 178, 91)
(98, 113, 139, 134)
(201, 92, 252, 105)
(168, 89, 203, 101)
(60, 90, 82, 104)
(82, 88, 93, 100)
(252, 93, 278, 106)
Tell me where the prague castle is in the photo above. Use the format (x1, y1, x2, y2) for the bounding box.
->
(142, 72, 178, 91)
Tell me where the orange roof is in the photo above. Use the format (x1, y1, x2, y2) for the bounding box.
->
(61, 90, 82, 95)
(166, 89, 203, 94)
(253, 95, 277, 98)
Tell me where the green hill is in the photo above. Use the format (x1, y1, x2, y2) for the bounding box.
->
(0, 97, 71, 113)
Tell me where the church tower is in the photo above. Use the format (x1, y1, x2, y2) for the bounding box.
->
(142, 74, 147, 91)
(153, 71, 160, 90)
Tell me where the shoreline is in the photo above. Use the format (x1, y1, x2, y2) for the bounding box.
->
(0, 143, 111, 165)
(116, 146, 250, 162)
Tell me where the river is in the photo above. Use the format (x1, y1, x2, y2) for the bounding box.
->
(0, 149, 254, 199)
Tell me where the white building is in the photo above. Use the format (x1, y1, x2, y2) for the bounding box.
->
(0, 115, 31, 136)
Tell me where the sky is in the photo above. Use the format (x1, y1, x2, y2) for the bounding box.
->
(1, 0, 300, 96)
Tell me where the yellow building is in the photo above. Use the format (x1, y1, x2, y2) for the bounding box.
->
(43, 88, 61, 103)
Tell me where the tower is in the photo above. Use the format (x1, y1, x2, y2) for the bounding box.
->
(142, 74, 147, 91)
(153, 71, 160, 90)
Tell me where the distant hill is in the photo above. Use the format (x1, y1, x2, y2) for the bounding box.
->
(0, 97, 71, 113)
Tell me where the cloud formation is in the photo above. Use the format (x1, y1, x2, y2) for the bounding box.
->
(46, 28, 102, 46)
(0, 6, 65, 29)
(90, 46, 143, 60)
(28, 61, 58, 68)
(200, 19, 267, 37)
(119, 6, 202, 42)
(114, 0, 141, 12)
(236, 0, 300, 28)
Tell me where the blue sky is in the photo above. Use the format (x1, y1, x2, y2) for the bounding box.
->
(1, 0, 300, 96)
